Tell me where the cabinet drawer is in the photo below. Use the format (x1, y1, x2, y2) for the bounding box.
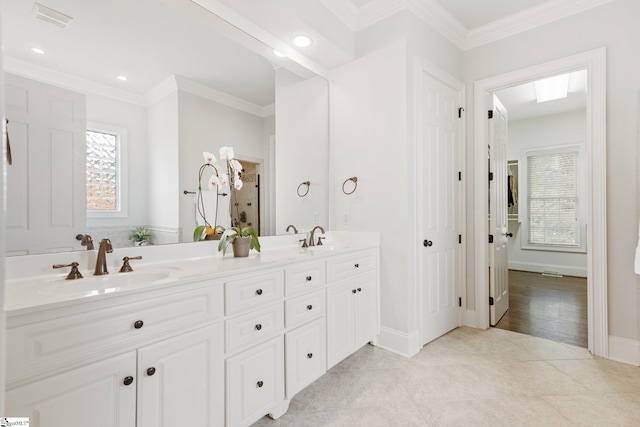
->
(6, 284, 223, 384)
(326, 249, 377, 283)
(285, 261, 325, 297)
(226, 336, 285, 427)
(285, 317, 326, 399)
(285, 289, 325, 329)
(225, 271, 284, 316)
(226, 303, 284, 354)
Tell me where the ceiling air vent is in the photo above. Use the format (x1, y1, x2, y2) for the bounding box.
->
(32, 3, 73, 29)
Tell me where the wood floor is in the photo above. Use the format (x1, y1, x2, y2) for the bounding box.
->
(495, 270, 588, 348)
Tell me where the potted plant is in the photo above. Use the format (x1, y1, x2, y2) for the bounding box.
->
(217, 226, 261, 257)
(193, 225, 225, 241)
(129, 226, 151, 246)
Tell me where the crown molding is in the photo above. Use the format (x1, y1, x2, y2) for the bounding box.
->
(4, 56, 146, 105)
(465, 0, 616, 50)
(262, 103, 275, 117)
(144, 76, 179, 106)
(407, 0, 467, 49)
(320, 0, 359, 31)
(173, 75, 268, 117)
(357, 0, 406, 30)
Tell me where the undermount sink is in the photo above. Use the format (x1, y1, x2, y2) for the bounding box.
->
(38, 270, 175, 294)
(308, 244, 349, 254)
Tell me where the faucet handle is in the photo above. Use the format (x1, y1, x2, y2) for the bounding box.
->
(317, 236, 326, 246)
(120, 256, 143, 273)
(299, 239, 308, 248)
(53, 262, 83, 280)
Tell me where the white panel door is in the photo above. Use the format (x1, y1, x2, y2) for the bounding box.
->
(137, 324, 224, 427)
(5, 73, 86, 255)
(489, 94, 509, 326)
(326, 280, 356, 369)
(6, 351, 136, 427)
(419, 64, 463, 345)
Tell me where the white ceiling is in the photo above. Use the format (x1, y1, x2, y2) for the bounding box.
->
(431, 0, 549, 30)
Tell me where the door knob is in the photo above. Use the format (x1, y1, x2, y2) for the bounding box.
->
(423, 240, 433, 247)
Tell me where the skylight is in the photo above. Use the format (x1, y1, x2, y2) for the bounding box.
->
(534, 74, 570, 103)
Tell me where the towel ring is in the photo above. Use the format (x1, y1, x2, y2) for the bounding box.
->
(342, 177, 358, 195)
(297, 181, 310, 197)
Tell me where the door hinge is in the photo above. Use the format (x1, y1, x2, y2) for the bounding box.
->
(488, 234, 494, 243)
(488, 110, 494, 119)
(488, 172, 494, 181)
(458, 234, 462, 244)
(458, 171, 462, 181)
(459, 297, 462, 307)
(489, 296, 495, 306)
(458, 107, 464, 118)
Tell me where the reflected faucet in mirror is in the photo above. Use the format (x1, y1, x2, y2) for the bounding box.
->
(94, 238, 113, 276)
(286, 225, 298, 234)
(308, 226, 325, 247)
(77, 234, 94, 250)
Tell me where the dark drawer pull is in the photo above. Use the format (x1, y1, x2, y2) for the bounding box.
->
(352, 289, 357, 294)
(257, 380, 264, 388)
(307, 304, 313, 310)
(133, 320, 144, 329)
(354, 263, 359, 268)
(357, 288, 362, 292)
(255, 324, 262, 331)
(307, 353, 313, 359)
(146, 367, 156, 376)
(306, 276, 312, 281)
(123, 376, 134, 386)
(256, 289, 263, 296)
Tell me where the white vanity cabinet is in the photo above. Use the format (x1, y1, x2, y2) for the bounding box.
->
(326, 249, 378, 369)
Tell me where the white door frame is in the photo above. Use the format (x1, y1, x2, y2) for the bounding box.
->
(472, 48, 608, 357)
(415, 58, 466, 351)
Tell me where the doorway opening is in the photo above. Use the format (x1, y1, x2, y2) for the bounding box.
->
(489, 71, 589, 348)
(473, 48, 607, 357)
(231, 160, 261, 234)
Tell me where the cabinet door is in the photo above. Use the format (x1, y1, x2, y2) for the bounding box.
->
(137, 323, 224, 427)
(355, 272, 377, 347)
(326, 281, 356, 369)
(226, 336, 285, 427)
(6, 351, 137, 427)
(285, 317, 326, 398)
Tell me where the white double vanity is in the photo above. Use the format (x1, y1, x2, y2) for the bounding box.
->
(4, 232, 379, 427)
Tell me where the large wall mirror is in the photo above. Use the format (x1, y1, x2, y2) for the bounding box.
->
(2, 0, 328, 255)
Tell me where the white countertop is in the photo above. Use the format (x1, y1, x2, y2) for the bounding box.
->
(5, 232, 379, 315)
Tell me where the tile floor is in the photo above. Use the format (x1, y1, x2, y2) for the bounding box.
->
(252, 327, 640, 426)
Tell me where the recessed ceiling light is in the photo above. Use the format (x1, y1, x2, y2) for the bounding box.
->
(272, 49, 286, 58)
(117, 75, 128, 81)
(291, 35, 313, 48)
(535, 74, 570, 103)
(31, 47, 45, 54)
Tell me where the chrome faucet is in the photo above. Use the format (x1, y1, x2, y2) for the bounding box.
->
(94, 238, 113, 275)
(286, 224, 298, 234)
(308, 226, 325, 247)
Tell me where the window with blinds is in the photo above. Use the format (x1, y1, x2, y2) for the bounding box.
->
(527, 148, 579, 247)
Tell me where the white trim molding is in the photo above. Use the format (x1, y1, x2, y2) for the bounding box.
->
(376, 326, 420, 358)
(473, 48, 608, 358)
(608, 336, 640, 366)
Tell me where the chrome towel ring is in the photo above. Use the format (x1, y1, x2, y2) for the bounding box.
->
(342, 177, 358, 195)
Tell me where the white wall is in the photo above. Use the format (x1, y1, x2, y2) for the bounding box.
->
(275, 70, 329, 235)
(331, 11, 463, 350)
(178, 90, 268, 242)
(507, 110, 588, 277)
(463, 0, 640, 342)
(0, 14, 6, 411)
(147, 92, 180, 241)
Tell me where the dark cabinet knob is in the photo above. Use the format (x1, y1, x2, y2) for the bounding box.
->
(146, 367, 156, 376)
(257, 380, 264, 388)
(255, 324, 262, 331)
(256, 289, 263, 296)
(307, 353, 313, 359)
(506, 232, 513, 237)
(423, 240, 433, 247)
(123, 376, 134, 386)
(357, 288, 362, 292)
(352, 289, 357, 294)
(307, 305, 313, 310)
(306, 276, 312, 281)
(354, 263, 359, 268)
(133, 320, 144, 329)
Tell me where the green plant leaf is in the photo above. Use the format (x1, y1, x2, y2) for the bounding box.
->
(193, 225, 206, 242)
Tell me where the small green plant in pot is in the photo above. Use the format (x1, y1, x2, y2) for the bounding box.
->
(129, 226, 151, 246)
(193, 225, 225, 241)
(218, 226, 261, 257)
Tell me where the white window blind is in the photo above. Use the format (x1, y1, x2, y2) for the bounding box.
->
(527, 149, 579, 247)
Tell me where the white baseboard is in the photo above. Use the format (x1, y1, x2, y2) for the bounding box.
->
(608, 335, 640, 366)
(508, 260, 587, 278)
(464, 309, 480, 328)
(376, 326, 420, 358)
